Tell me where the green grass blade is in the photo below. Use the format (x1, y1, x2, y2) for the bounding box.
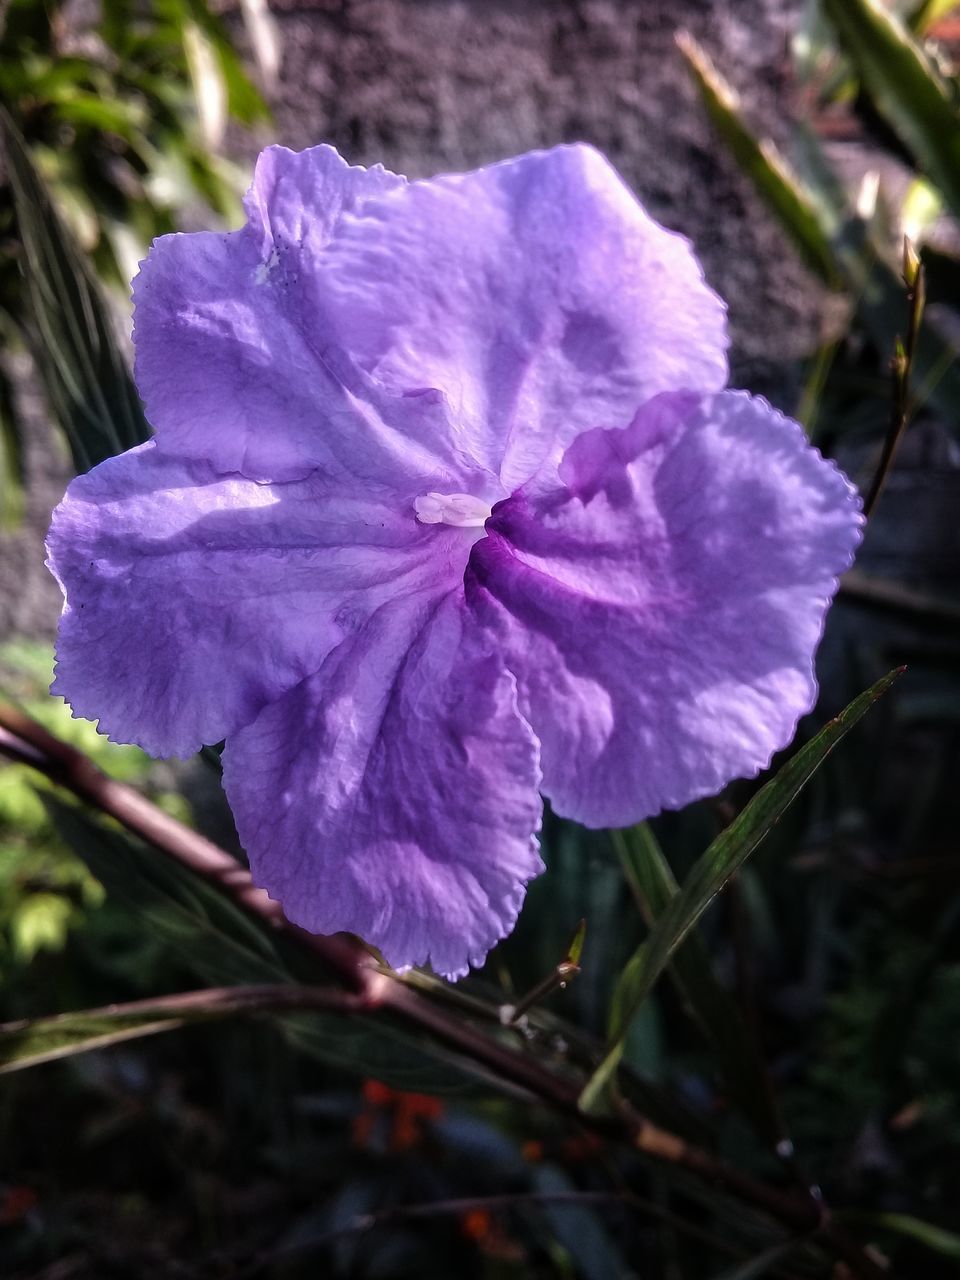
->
(39, 797, 483, 1093)
(0, 358, 24, 529)
(911, 0, 958, 32)
(837, 1211, 960, 1263)
(42, 795, 294, 988)
(580, 669, 902, 1113)
(677, 32, 841, 285)
(0, 1008, 188, 1073)
(789, 125, 960, 422)
(614, 825, 785, 1148)
(711, 1240, 798, 1280)
(823, 0, 960, 223)
(0, 108, 150, 471)
(0, 986, 325, 1074)
(679, 33, 960, 424)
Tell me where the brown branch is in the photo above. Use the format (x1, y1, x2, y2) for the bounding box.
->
(0, 707, 365, 983)
(0, 701, 889, 1279)
(840, 569, 960, 628)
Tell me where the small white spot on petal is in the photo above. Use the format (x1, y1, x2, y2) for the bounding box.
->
(253, 248, 280, 284)
(414, 492, 493, 527)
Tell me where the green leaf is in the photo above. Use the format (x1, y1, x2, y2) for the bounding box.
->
(911, 0, 959, 31)
(11, 891, 74, 961)
(0, 986, 341, 1074)
(580, 669, 902, 1112)
(614, 825, 785, 1148)
(711, 1240, 799, 1280)
(678, 35, 960, 424)
(0, 1007, 188, 1073)
(41, 797, 481, 1093)
(180, 16, 228, 148)
(50, 92, 147, 140)
(838, 1211, 960, 1262)
(174, 0, 270, 127)
(42, 795, 294, 988)
(530, 1165, 634, 1280)
(0, 108, 151, 472)
(823, 0, 960, 223)
(565, 917, 587, 968)
(677, 33, 840, 285)
(0, 356, 24, 529)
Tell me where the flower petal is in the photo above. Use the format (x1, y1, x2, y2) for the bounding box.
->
(314, 143, 728, 490)
(221, 593, 544, 979)
(242, 143, 403, 262)
(46, 442, 459, 757)
(132, 145, 425, 484)
(466, 391, 864, 828)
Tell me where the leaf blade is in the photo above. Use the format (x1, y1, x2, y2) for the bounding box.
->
(614, 825, 785, 1148)
(580, 669, 903, 1112)
(0, 986, 348, 1074)
(0, 108, 151, 472)
(711, 1240, 799, 1280)
(838, 1211, 960, 1263)
(677, 31, 841, 285)
(823, 0, 960, 223)
(679, 33, 960, 424)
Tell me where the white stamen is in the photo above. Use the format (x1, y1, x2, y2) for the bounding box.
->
(253, 248, 280, 284)
(414, 491, 492, 528)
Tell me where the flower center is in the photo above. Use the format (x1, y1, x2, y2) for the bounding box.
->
(414, 492, 493, 528)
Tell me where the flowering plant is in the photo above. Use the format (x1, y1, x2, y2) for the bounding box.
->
(46, 142, 861, 978)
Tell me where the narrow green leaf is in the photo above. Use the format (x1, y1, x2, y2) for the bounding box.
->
(839, 1211, 960, 1262)
(566, 918, 587, 968)
(614, 825, 784, 1148)
(178, 0, 271, 126)
(677, 32, 840, 285)
(679, 37, 960, 424)
(911, 0, 959, 32)
(823, 0, 960, 223)
(1, 1009, 185, 1073)
(0, 357, 24, 529)
(580, 669, 902, 1112)
(181, 17, 228, 149)
(0, 108, 150, 472)
(711, 1240, 798, 1280)
(40, 797, 480, 1094)
(0, 986, 341, 1074)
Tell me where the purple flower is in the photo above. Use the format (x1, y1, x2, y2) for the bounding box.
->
(46, 143, 863, 978)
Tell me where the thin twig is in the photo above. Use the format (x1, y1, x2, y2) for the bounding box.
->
(228, 1188, 814, 1280)
(0, 702, 890, 1279)
(840, 569, 960, 627)
(863, 239, 926, 520)
(502, 918, 585, 1026)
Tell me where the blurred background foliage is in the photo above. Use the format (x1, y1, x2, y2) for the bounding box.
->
(0, 0, 271, 525)
(2, 0, 960, 1276)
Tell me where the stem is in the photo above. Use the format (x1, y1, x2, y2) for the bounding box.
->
(863, 241, 925, 520)
(227, 1189, 814, 1280)
(840, 568, 960, 627)
(0, 702, 889, 1279)
(505, 961, 580, 1024)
